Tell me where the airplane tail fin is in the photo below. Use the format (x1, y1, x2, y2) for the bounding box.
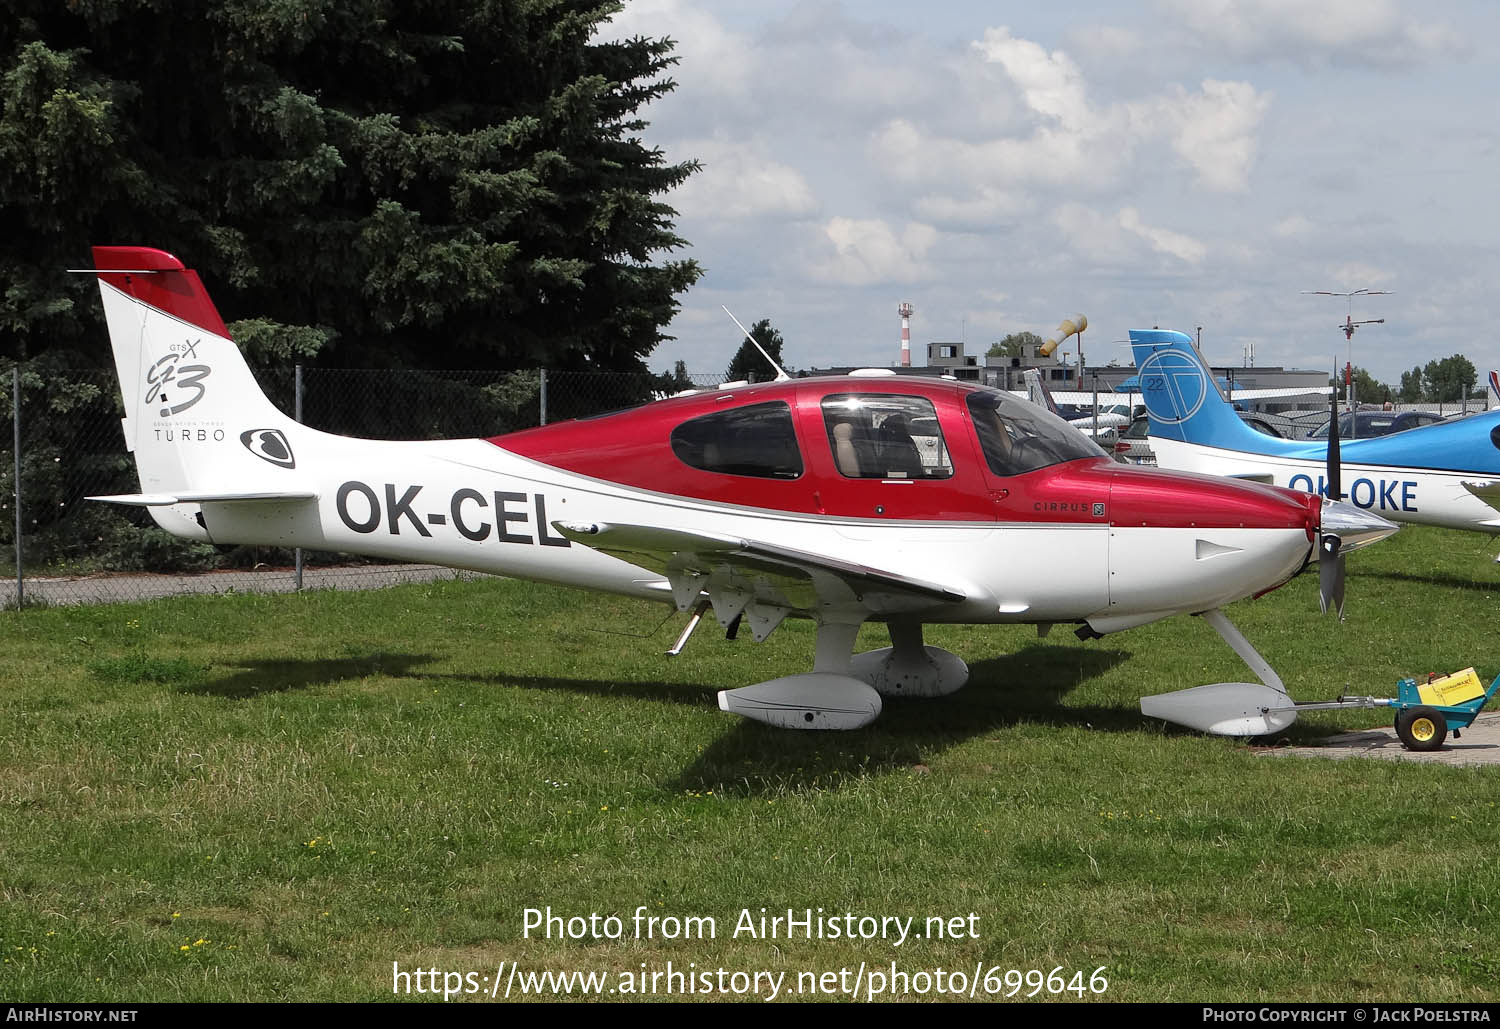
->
(1127, 329, 1277, 451)
(1488, 370, 1499, 408)
(90, 246, 311, 538)
(1021, 367, 1062, 417)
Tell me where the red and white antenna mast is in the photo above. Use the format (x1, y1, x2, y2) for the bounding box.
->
(1301, 287, 1391, 410)
(898, 301, 913, 367)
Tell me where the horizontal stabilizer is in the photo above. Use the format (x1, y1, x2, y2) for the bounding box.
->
(90, 491, 317, 507)
(1140, 682, 1298, 737)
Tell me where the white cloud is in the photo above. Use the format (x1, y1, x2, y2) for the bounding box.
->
(974, 27, 1092, 129)
(1274, 215, 1314, 238)
(1155, 0, 1468, 66)
(592, 4, 1500, 383)
(811, 218, 939, 286)
(600, 0, 755, 99)
(871, 28, 1269, 205)
(1326, 263, 1397, 289)
(913, 187, 1031, 227)
(1119, 207, 1208, 263)
(1051, 204, 1207, 264)
(1151, 80, 1271, 191)
(1065, 24, 1147, 63)
(1052, 204, 1136, 263)
(669, 141, 817, 222)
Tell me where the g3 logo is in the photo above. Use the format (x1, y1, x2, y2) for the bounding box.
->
(145, 339, 211, 417)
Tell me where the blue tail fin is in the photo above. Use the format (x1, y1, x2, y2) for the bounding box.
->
(1128, 330, 1278, 452)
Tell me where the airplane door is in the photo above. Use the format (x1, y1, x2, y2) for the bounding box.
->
(795, 384, 999, 531)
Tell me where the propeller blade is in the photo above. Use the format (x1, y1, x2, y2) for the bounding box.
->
(1319, 533, 1345, 618)
(1317, 500, 1398, 619)
(1321, 390, 1347, 616)
(1326, 390, 1342, 502)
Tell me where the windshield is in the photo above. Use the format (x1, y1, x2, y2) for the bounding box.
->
(1307, 412, 1420, 440)
(965, 388, 1105, 475)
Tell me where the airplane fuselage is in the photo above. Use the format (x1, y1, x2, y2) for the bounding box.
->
(1147, 437, 1500, 535)
(166, 428, 1317, 633)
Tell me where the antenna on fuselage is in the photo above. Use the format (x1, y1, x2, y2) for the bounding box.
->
(722, 306, 791, 382)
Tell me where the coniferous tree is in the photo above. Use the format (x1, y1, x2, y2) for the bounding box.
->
(0, 0, 701, 371)
(725, 319, 787, 383)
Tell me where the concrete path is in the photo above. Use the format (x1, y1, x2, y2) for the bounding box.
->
(1257, 711, 1500, 767)
(2, 564, 485, 607)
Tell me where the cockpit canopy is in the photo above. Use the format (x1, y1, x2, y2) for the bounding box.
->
(965, 388, 1105, 475)
(499, 376, 1114, 522)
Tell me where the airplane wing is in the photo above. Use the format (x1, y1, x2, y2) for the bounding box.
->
(1022, 386, 1333, 406)
(554, 520, 967, 640)
(1462, 480, 1500, 523)
(1204, 386, 1334, 401)
(1069, 412, 1128, 430)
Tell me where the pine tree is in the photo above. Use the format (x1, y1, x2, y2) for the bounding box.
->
(725, 319, 787, 383)
(0, 1, 701, 371)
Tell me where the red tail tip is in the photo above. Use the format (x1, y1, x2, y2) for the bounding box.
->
(89, 245, 229, 339)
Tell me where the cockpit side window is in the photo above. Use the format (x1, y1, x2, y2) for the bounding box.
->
(820, 395, 954, 479)
(965, 389, 1103, 476)
(669, 401, 803, 479)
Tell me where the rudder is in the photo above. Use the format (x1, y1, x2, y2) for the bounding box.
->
(1128, 329, 1271, 451)
(91, 246, 308, 537)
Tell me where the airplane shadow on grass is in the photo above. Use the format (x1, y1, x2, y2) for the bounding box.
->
(1364, 569, 1500, 595)
(180, 652, 437, 699)
(427, 644, 1138, 794)
(669, 644, 1136, 794)
(180, 644, 1145, 794)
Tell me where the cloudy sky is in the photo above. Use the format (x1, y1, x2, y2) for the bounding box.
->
(600, 0, 1500, 386)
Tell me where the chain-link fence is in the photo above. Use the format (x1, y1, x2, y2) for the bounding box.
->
(1, 362, 719, 608)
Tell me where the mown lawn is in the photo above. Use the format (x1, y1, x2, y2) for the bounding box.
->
(1, 524, 1498, 1002)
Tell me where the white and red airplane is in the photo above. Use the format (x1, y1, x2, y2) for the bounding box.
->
(87, 246, 1398, 735)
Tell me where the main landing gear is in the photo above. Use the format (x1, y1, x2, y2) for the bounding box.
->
(714, 618, 969, 730)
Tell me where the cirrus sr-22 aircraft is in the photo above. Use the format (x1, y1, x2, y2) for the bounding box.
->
(86, 246, 1397, 736)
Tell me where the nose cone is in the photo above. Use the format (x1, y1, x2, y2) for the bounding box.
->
(1321, 500, 1399, 553)
(1094, 463, 1322, 626)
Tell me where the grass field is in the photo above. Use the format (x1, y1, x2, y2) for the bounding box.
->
(1, 523, 1499, 1003)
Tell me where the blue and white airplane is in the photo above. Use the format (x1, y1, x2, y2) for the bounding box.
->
(1129, 330, 1500, 557)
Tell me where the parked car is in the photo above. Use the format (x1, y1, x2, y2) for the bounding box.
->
(1303, 410, 1445, 440)
(1287, 410, 1332, 438)
(1238, 412, 1299, 439)
(1113, 410, 1293, 464)
(1115, 415, 1156, 464)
